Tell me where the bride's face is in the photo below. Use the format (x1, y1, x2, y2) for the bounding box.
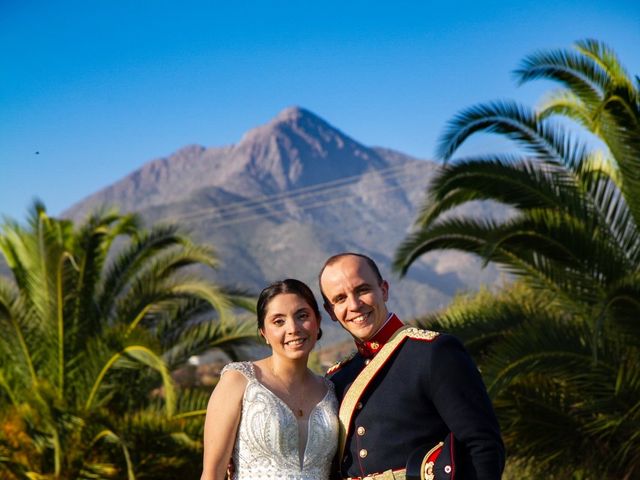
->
(260, 293, 319, 360)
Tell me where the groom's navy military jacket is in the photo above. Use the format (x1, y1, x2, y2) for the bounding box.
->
(327, 315, 504, 480)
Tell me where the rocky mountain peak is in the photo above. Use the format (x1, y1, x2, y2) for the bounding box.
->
(60, 107, 502, 343)
(272, 105, 317, 123)
(233, 107, 386, 191)
(239, 106, 344, 145)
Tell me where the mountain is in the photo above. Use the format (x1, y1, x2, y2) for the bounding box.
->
(64, 106, 505, 344)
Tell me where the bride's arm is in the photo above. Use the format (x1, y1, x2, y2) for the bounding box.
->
(200, 369, 247, 480)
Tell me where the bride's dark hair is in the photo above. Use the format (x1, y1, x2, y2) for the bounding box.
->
(257, 279, 322, 338)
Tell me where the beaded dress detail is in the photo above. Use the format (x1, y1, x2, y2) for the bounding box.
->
(222, 362, 339, 480)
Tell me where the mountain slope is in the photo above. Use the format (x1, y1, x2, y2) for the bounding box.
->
(64, 107, 503, 344)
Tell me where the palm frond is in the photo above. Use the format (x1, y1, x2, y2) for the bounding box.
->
(436, 100, 594, 178)
(96, 224, 191, 320)
(88, 429, 135, 480)
(604, 274, 640, 340)
(575, 39, 634, 91)
(114, 276, 232, 337)
(537, 88, 594, 129)
(415, 156, 583, 228)
(70, 210, 132, 350)
(84, 344, 175, 418)
(598, 93, 640, 225)
(398, 39, 640, 478)
(162, 316, 257, 368)
(484, 315, 603, 394)
(413, 290, 527, 361)
(0, 204, 252, 477)
(515, 45, 608, 104)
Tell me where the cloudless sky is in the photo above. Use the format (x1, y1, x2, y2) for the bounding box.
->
(1, 0, 639, 220)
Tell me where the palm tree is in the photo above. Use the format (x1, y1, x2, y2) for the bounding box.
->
(394, 39, 640, 478)
(0, 202, 257, 479)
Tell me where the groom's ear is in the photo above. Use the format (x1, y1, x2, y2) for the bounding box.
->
(323, 301, 338, 322)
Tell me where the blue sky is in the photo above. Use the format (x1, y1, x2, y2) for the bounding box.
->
(1, 0, 639, 220)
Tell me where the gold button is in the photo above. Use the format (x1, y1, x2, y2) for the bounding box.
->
(356, 402, 363, 410)
(371, 342, 379, 349)
(364, 359, 371, 365)
(357, 426, 366, 436)
(359, 448, 368, 458)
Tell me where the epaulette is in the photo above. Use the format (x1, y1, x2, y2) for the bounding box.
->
(404, 327, 440, 342)
(326, 351, 357, 375)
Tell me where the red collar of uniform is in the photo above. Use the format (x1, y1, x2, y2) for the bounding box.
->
(355, 313, 404, 359)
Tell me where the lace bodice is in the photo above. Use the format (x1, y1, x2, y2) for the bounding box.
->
(222, 362, 339, 480)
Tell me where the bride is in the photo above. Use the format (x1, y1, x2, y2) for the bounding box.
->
(200, 279, 339, 480)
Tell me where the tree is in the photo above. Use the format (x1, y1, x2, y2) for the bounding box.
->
(0, 202, 257, 479)
(394, 39, 640, 478)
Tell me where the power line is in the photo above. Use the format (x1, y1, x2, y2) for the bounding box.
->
(175, 162, 433, 225)
(181, 174, 428, 229)
(179, 164, 431, 227)
(178, 163, 420, 221)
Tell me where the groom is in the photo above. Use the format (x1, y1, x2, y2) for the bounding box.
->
(320, 253, 504, 480)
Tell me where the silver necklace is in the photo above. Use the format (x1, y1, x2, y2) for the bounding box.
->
(270, 360, 306, 417)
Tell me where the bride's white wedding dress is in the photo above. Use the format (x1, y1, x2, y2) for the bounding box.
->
(221, 362, 339, 480)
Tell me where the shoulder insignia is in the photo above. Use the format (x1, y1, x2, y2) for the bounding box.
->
(404, 327, 440, 341)
(326, 352, 356, 375)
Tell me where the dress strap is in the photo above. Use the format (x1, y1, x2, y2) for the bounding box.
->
(322, 375, 336, 393)
(220, 361, 255, 381)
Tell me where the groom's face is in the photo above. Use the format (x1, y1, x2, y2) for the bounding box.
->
(320, 255, 389, 342)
